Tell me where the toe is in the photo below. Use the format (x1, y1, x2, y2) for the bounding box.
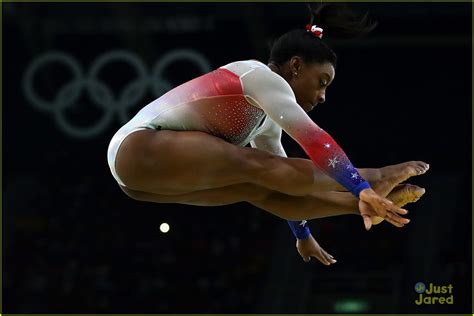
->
(416, 187, 426, 196)
(418, 161, 430, 172)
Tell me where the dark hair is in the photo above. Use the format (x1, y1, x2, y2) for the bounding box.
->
(268, 3, 377, 68)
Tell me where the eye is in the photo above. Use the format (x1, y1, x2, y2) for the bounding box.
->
(320, 79, 328, 88)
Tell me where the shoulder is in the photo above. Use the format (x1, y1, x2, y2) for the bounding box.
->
(220, 59, 267, 69)
(240, 65, 296, 100)
(220, 59, 269, 76)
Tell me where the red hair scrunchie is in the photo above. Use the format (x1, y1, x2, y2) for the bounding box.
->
(306, 24, 323, 39)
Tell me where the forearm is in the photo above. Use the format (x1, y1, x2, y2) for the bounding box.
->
(285, 157, 380, 192)
(292, 129, 370, 197)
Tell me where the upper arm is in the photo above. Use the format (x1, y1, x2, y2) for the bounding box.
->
(250, 118, 287, 157)
(241, 67, 316, 136)
(242, 67, 328, 161)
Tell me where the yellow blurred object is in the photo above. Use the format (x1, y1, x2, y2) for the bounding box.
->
(371, 216, 384, 225)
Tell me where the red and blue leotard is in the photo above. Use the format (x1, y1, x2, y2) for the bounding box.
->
(107, 60, 370, 197)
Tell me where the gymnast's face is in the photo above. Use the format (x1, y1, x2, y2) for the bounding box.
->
(288, 58, 335, 112)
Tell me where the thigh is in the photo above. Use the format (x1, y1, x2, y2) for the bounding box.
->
(115, 129, 269, 194)
(120, 183, 270, 206)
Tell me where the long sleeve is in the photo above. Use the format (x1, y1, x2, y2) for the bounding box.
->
(287, 220, 311, 239)
(242, 67, 370, 197)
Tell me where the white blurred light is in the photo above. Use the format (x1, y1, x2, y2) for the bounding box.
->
(160, 223, 170, 233)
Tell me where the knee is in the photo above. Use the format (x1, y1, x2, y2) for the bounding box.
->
(119, 185, 174, 203)
(120, 185, 145, 201)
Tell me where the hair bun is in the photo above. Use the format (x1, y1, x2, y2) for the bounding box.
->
(306, 2, 377, 39)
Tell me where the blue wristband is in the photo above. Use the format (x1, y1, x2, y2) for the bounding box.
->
(352, 180, 371, 198)
(287, 220, 311, 239)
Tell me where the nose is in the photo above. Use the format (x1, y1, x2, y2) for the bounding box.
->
(318, 93, 325, 104)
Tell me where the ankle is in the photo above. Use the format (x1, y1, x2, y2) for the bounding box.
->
(359, 168, 381, 186)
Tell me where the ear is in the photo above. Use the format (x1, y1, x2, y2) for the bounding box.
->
(289, 56, 303, 73)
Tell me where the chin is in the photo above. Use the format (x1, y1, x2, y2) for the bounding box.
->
(298, 100, 314, 112)
(306, 103, 316, 112)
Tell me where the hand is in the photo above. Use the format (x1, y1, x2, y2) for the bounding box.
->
(296, 234, 337, 266)
(359, 199, 410, 230)
(359, 188, 408, 225)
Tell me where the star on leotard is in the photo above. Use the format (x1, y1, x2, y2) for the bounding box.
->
(351, 172, 358, 179)
(300, 220, 307, 227)
(328, 157, 339, 168)
(324, 143, 331, 149)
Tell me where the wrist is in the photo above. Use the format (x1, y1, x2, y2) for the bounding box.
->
(353, 181, 371, 198)
(297, 232, 311, 240)
(287, 220, 311, 239)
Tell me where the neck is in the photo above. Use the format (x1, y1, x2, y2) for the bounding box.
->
(267, 62, 282, 75)
(268, 62, 292, 83)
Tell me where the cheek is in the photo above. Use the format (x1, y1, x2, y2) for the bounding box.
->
(310, 83, 320, 98)
(293, 81, 308, 99)
(294, 77, 316, 101)
(302, 79, 316, 94)
(301, 85, 314, 101)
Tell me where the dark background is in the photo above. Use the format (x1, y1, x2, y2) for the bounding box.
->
(2, 2, 472, 314)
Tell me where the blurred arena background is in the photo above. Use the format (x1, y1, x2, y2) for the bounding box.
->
(2, 2, 472, 314)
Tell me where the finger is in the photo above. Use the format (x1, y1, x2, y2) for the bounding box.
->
(385, 213, 408, 226)
(385, 216, 404, 228)
(390, 206, 409, 215)
(385, 217, 404, 228)
(386, 211, 411, 224)
(322, 250, 337, 264)
(386, 202, 409, 215)
(316, 254, 331, 266)
(314, 251, 331, 265)
(363, 215, 372, 231)
(380, 197, 403, 210)
(325, 251, 334, 259)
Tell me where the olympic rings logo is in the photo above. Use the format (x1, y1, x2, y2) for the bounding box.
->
(23, 49, 212, 138)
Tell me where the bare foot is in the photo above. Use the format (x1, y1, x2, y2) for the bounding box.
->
(387, 184, 426, 206)
(370, 161, 429, 197)
(372, 184, 426, 225)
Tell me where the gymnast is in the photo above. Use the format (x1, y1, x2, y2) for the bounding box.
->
(107, 3, 429, 265)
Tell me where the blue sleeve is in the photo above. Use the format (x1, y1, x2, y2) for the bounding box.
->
(287, 220, 311, 239)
